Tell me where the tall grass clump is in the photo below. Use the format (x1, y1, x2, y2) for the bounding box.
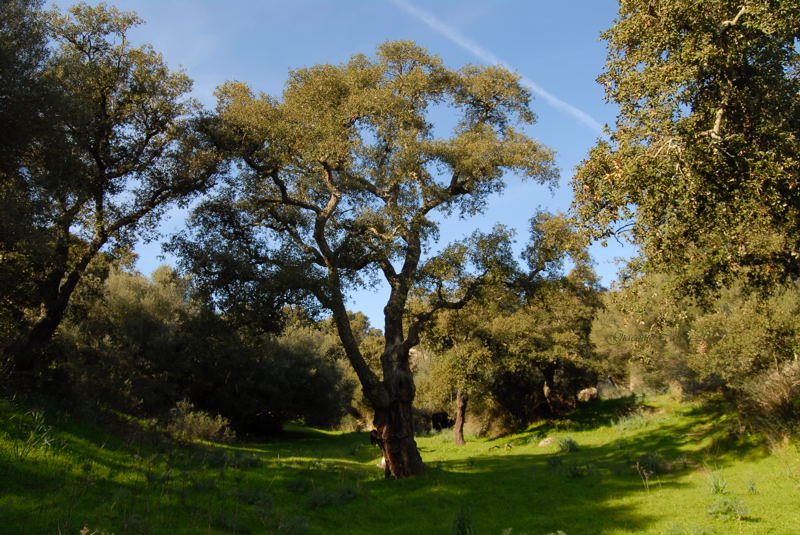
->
(5, 407, 54, 460)
(614, 410, 650, 432)
(706, 473, 728, 495)
(451, 508, 475, 535)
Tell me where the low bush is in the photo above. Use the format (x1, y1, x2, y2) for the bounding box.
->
(167, 400, 235, 443)
(637, 451, 667, 474)
(564, 462, 587, 478)
(614, 410, 650, 433)
(558, 436, 579, 453)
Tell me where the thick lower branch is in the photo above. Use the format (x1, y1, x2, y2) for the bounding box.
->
(11, 239, 106, 372)
(326, 288, 388, 408)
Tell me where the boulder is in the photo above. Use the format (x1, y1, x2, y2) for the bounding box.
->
(577, 387, 598, 402)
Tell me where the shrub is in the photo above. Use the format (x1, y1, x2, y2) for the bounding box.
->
(707, 497, 749, 521)
(637, 451, 667, 474)
(167, 400, 235, 443)
(706, 473, 728, 495)
(614, 410, 650, 432)
(558, 436, 579, 453)
(564, 463, 587, 478)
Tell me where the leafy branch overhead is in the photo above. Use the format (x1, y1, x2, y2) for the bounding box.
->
(181, 40, 556, 366)
(573, 0, 800, 295)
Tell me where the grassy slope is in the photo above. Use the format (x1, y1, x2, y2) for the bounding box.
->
(1, 395, 798, 535)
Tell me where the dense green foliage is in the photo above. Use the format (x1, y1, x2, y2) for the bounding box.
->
(53, 266, 353, 433)
(0, 0, 57, 362)
(573, 0, 800, 295)
(1, 1, 221, 375)
(417, 213, 602, 433)
(1, 0, 352, 437)
(592, 275, 800, 430)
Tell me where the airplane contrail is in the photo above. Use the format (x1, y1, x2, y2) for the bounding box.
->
(390, 0, 605, 134)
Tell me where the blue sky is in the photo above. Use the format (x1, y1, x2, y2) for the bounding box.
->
(57, 0, 635, 326)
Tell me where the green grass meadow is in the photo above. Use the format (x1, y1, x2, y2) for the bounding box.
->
(2, 395, 799, 534)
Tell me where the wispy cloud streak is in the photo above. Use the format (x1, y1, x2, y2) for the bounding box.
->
(390, 0, 604, 134)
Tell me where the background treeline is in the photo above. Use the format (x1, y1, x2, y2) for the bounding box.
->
(593, 274, 800, 434)
(55, 263, 355, 434)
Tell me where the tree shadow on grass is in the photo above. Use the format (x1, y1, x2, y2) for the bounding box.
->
(250, 427, 381, 464)
(292, 398, 774, 535)
(3, 395, 775, 535)
(559, 396, 639, 430)
(319, 446, 675, 535)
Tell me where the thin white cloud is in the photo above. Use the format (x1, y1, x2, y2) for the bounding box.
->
(390, 0, 604, 134)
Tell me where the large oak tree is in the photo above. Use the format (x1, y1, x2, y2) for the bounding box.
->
(177, 41, 556, 477)
(1, 2, 221, 374)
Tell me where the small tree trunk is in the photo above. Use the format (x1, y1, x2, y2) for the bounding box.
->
(10, 312, 61, 373)
(10, 268, 85, 374)
(453, 388, 468, 446)
(373, 400, 425, 478)
(542, 364, 556, 415)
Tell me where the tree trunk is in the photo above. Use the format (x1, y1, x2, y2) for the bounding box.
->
(9, 250, 96, 375)
(372, 399, 425, 478)
(453, 388, 468, 445)
(542, 363, 555, 415)
(10, 310, 63, 373)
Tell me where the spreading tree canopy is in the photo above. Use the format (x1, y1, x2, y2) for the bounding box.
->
(573, 0, 800, 296)
(1, 2, 221, 374)
(173, 41, 557, 477)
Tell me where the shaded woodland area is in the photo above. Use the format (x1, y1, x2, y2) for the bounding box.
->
(2, 0, 799, 490)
